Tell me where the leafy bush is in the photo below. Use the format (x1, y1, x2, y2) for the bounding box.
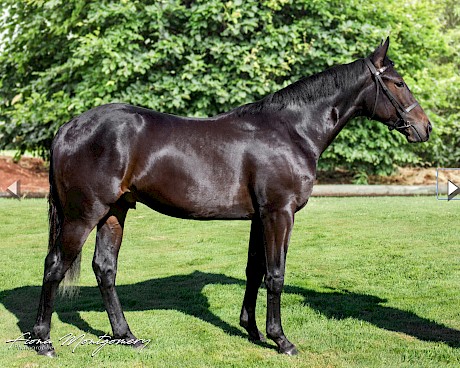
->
(0, 0, 458, 174)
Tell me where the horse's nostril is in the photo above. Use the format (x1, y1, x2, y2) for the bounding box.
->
(427, 121, 432, 133)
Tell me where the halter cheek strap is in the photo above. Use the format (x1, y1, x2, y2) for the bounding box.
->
(364, 58, 419, 133)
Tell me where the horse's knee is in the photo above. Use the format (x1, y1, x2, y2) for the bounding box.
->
(265, 272, 284, 294)
(92, 257, 116, 288)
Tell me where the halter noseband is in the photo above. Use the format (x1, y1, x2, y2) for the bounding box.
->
(364, 58, 419, 134)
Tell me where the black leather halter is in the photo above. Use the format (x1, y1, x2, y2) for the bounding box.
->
(364, 58, 419, 134)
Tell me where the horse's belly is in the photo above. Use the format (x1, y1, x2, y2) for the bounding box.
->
(136, 183, 254, 220)
(132, 157, 254, 220)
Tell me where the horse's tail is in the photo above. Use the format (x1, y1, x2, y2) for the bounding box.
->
(47, 147, 81, 298)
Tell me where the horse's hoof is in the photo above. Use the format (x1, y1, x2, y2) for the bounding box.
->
(280, 344, 298, 356)
(37, 347, 56, 358)
(132, 341, 145, 350)
(112, 334, 148, 351)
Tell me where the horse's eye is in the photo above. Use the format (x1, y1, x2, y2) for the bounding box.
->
(395, 81, 404, 88)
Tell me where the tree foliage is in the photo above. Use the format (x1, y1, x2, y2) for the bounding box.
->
(0, 0, 458, 175)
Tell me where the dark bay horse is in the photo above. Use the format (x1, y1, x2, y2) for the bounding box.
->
(32, 38, 431, 356)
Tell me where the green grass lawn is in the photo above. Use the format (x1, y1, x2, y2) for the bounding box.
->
(0, 197, 459, 367)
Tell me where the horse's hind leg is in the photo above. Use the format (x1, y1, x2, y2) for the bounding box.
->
(92, 200, 141, 345)
(240, 217, 266, 342)
(33, 219, 93, 356)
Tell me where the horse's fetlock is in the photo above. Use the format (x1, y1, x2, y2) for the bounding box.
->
(266, 324, 283, 340)
(32, 325, 49, 340)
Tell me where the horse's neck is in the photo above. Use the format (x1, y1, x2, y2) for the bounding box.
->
(295, 61, 370, 155)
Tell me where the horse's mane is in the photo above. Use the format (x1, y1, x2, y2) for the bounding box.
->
(235, 59, 366, 115)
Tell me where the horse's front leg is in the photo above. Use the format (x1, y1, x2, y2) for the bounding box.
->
(261, 206, 298, 355)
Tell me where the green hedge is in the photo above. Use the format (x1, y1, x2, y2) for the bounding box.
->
(0, 0, 458, 176)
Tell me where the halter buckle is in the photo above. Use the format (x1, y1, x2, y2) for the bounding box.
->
(375, 66, 388, 75)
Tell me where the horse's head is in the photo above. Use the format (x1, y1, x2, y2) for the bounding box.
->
(365, 37, 432, 143)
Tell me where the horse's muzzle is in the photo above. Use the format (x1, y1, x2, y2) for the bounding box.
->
(405, 121, 431, 143)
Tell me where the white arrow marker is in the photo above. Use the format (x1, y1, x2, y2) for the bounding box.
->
(6, 180, 20, 199)
(447, 180, 460, 201)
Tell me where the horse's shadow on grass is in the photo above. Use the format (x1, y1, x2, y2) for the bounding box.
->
(1, 270, 458, 348)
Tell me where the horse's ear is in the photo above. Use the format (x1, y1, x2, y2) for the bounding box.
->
(370, 37, 390, 68)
